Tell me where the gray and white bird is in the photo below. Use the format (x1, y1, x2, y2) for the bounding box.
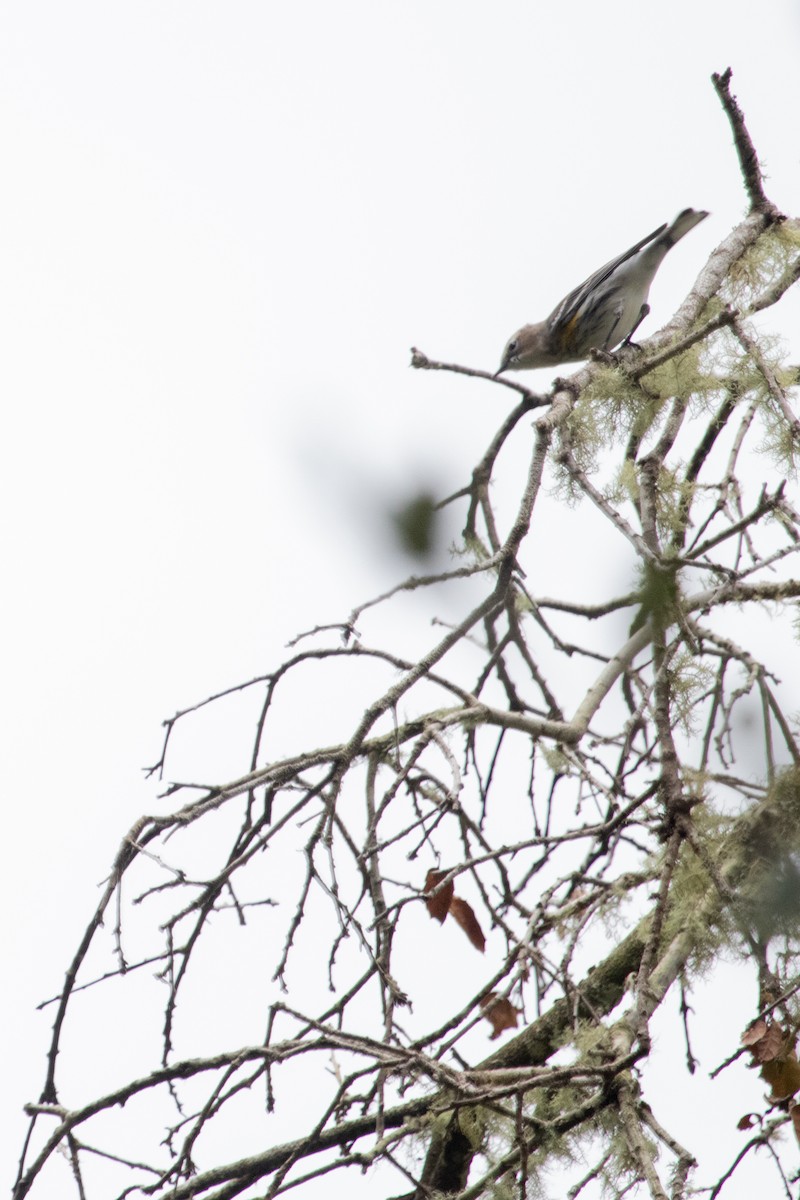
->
(496, 208, 708, 375)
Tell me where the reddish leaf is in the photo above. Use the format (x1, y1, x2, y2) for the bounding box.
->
(424, 869, 454, 924)
(737, 1113, 757, 1131)
(480, 993, 520, 1040)
(449, 896, 485, 953)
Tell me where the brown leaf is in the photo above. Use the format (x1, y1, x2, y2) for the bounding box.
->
(742, 1018, 788, 1064)
(741, 1018, 768, 1048)
(424, 869, 454, 924)
(480, 993, 520, 1040)
(761, 1023, 789, 1063)
(761, 1052, 800, 1102)
(737, 1113, 757, 1131)
(449, 896, 485, 953)
(742, 1019, 800, 1101)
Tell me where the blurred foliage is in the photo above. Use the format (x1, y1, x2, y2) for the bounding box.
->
(390, 489, 439, 559)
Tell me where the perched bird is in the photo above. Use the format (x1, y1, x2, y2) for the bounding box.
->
(496, 208, 708, 375)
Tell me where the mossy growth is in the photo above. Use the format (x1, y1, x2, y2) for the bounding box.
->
(723, 225, 800, 305)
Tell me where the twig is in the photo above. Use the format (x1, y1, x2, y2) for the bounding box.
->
(711, 69, 782, 219)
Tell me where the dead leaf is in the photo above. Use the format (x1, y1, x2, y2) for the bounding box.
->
(761, 1052, 800, 1102)
(754, 1021, 784, 1064)
(480, 993, 520, 1039)
(737, 1113, 757, 1131)
(742, 1018, 791, 1065)
(424, 869, 454, 924)
(449, 896, 485, 953)
(741, 1018, 768, 1048)
(741, 1019, 800, 1102)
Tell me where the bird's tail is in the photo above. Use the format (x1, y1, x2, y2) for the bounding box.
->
(661, 208, 709, 249)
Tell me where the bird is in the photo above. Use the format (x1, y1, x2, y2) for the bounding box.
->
(495, 208, 708, 375)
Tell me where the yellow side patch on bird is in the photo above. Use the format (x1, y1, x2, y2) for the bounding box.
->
(557, 311, 581, 351)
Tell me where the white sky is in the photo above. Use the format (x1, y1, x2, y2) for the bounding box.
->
(4, 3, 800, 1197)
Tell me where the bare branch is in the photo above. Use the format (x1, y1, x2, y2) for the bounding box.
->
(711, 68, 783, 218)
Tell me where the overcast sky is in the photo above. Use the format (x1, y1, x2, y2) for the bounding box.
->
(4, 3, 800, 1196)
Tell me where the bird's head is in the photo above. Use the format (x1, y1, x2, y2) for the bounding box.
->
(495, 333, 521, 376)
(494, 322, 553, 376)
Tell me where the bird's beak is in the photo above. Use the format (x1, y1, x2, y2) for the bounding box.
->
(493, 363, 507, 379)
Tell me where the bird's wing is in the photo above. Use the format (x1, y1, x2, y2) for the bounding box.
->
(548, 222, 668, 333)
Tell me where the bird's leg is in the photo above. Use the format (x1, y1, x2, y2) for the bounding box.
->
(621, 302, 651, 349)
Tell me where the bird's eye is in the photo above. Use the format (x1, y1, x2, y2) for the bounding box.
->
(508, 339, 518, 355)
